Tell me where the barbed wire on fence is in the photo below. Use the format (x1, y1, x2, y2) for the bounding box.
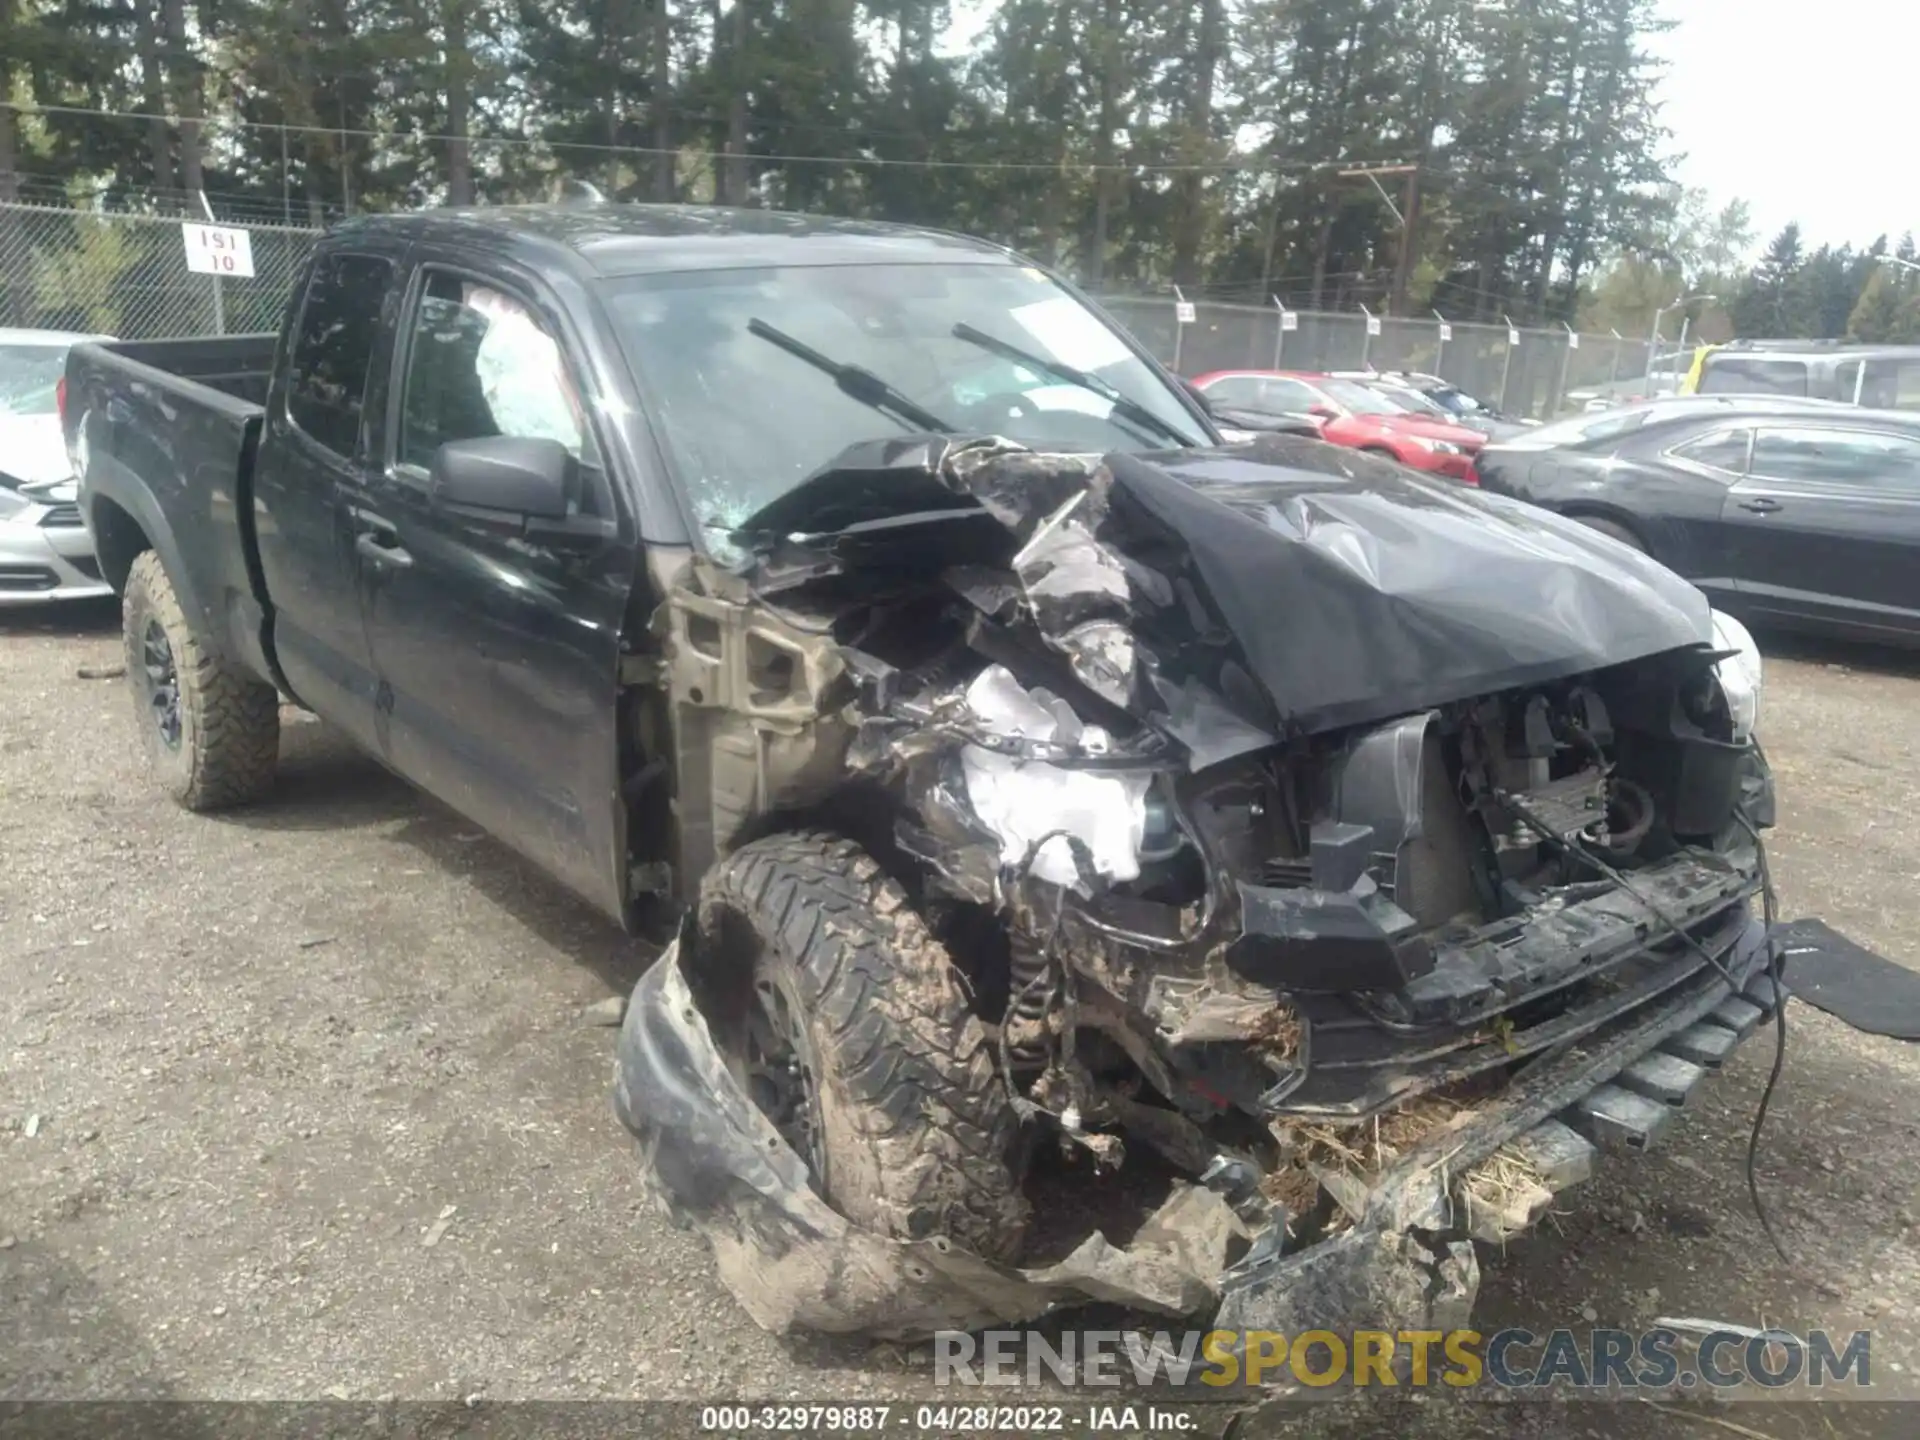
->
(0, 195, 1676, 417)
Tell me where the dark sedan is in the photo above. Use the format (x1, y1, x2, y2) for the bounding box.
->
(1473, 398, 1920, 645)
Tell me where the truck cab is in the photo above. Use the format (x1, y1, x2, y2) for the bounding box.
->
(64, 205, 1217, 928)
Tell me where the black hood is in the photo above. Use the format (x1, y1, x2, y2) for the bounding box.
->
(735, 435, 1712, 750)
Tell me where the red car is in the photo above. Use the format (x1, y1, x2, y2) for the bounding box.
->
(1192, 369, 1487, 481)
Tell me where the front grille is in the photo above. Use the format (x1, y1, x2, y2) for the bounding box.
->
(38, 502, 84, 528)
(0, 565, 60, 592)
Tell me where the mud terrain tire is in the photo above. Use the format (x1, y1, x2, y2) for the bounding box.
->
(699, 831, 1031, 1263)
(122, 550, 280, 810)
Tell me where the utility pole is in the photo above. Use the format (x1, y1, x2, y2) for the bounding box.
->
(1339, 164, 1418, 315)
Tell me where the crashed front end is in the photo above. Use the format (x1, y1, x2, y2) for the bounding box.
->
(614, 435, 1781, 1340)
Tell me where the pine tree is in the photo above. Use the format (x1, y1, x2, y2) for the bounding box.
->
(1848, 267, 1902, 342)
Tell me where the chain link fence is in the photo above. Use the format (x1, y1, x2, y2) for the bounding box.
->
(0, 200, 317, 339)
(0, 197, 1680, 421)
(1097, 294, 1670, 420)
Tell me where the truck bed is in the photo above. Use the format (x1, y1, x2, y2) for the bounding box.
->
(93, 334, 279, 407)
(65, 334, 279, 689)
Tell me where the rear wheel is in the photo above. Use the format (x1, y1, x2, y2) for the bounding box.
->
(1570, 515, 1647, 552)
(698, 831, 1030, 1262)
(122, 550, 280, 810)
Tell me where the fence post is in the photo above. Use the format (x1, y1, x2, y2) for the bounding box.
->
(1608, 328, 1622, 388)
(1432, 309, 1448, 379)
(1499, 315, 1518, 412)
(1271, 295, 1287, 369)
(1172, 285, 1188, 374)
(1554, 323, 1578, 415)
(1359, 304, 1375, 370)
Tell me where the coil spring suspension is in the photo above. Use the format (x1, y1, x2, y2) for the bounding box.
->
(1004, 936, 1054, 1066)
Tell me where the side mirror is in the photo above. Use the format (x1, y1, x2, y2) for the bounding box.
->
(1308, 404, 1337, 420)
(430, 435, 574, 519)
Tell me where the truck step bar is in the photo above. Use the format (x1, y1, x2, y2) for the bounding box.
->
(1560, 969, 1784, 1155)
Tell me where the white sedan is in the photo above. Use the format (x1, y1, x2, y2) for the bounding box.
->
(1, 327, 114, 605)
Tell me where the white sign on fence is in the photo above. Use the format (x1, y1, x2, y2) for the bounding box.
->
(1280, 310, 1299, 332)
(1365, 314, 1382, 337)
(1566, 332, 1581, 350)
(182, 223, 256, 278)
(1507, 326, 1521, 346)
(1174, 300, 1197, 325)
(1438, 322, 1453, 342)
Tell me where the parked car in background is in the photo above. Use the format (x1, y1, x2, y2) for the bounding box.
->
(1473, 397, 1920, 645)
(1374, 370, 1533, 431)
(1, 327, 113, 603)
(1331, 371, 1527, 441)
(1190, 369, 1486, 480)
(1184, 379, 1325, 441)
(1687, 340, 1920, 412)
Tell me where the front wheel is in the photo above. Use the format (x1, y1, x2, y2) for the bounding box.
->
(122, 550, 280, 810)
(697, 831, 1031, 1262)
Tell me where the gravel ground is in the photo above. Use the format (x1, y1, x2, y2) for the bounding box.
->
(3, 599, 1918, 1434)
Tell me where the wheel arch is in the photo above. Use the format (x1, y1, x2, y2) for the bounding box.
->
(1555, 502, 1654, 550)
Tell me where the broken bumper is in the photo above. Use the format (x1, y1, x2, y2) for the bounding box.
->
(613, 910, 1779, 1340)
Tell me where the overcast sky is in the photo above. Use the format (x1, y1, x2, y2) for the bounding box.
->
(942, 1, 1906, 255)
(1652, 0, 1908, 253)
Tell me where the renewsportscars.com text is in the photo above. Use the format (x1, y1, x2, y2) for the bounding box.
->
(935, 1327, 1874, 1392)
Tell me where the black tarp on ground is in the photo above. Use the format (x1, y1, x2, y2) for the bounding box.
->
(1775, 917, 1920, 1041)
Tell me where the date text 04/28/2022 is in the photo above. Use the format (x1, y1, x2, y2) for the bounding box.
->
(698, 1405, 1190, 1432)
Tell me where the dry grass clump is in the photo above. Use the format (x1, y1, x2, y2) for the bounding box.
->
(1260, 1080, 1551, 1240)
(1250, 1004, 1303, 1062)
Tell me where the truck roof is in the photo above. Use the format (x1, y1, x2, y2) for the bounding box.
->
(329, 203, 1017, 279)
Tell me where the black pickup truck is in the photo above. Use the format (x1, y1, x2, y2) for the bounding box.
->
(67, 203, 1787, 1341)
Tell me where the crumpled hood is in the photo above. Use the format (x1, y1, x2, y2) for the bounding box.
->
(1125, 441, 1712, 735)
(737, 434, 1712, 752)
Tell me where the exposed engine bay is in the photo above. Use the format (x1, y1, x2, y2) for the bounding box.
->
(615, 434, 1777, 1340)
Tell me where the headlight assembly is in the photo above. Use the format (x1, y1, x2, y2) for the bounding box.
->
(1710, 608, 1763, 742)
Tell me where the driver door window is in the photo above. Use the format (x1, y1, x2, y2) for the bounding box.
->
(397, 271, 597, 478)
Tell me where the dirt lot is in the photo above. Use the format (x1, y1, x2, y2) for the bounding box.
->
(3, 599, 1918, 1432)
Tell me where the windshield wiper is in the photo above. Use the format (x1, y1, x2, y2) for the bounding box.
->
(747, 318, 953, 434)
(950, 322, 1199, 449)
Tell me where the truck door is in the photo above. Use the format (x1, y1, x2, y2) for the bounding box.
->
(354, 262, 638, 920)
(252, 247, 405, 753)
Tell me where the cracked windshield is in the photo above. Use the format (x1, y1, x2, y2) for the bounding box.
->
(601, 261, 1207, 540)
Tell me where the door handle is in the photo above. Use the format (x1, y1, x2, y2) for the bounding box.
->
(355, 531, 413, 568)
(1737, 497, 1783, 514)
